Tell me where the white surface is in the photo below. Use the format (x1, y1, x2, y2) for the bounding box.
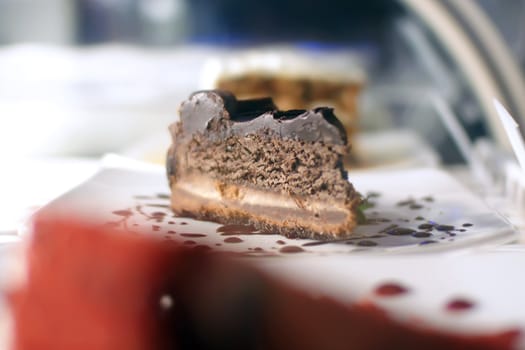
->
(0, 45, 214, 157)
(260, 248, 525, 334)
(0, 157, 100, 235)
(353, 129, 440, 169)
(2, 160, 525, 344)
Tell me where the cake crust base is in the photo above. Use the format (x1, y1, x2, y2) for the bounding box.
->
(169, 173, 360, 240)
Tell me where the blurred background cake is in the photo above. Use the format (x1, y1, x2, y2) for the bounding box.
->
(203, 49, 366, 150)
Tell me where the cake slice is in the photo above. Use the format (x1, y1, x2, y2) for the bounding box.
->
(166, 90, 361, 239)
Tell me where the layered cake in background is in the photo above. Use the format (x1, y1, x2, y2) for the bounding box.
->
(201, 49, 366, 161)
(7, 214, 520, 350)
(167, 90, 361, 239)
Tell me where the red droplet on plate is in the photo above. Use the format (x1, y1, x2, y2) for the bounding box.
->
(374, 283, 409, 297)
(446, 298, 475, 312)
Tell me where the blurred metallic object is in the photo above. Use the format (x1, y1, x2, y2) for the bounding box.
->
(477, 0, 525, 72)
(401, 0, 525, 151)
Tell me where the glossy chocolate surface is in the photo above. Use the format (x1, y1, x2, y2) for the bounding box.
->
(176, 90, 347, 145)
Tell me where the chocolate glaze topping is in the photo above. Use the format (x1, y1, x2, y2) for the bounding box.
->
(175, 90, 347, 145)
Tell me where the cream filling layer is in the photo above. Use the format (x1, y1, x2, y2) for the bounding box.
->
(173, 174, 348, 217)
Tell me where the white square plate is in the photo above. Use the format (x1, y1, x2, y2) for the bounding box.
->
(17, 164, 525, 340)
(35, 165, 517, 255)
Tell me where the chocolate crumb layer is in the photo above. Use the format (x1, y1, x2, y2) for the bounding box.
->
(181, 132, 353, 201)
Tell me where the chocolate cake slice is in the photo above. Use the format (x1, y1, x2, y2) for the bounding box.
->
(166, 90, 361, 239)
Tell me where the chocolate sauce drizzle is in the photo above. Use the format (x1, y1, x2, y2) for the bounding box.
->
(217, 224, 259, 235)
(103, 189, 478, 256)
(180, 233, 207, 238)
(224, 237, 243, 243)
(279, 246, 305, 253)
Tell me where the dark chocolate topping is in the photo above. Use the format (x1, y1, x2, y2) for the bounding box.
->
(178, 90, 347, 145)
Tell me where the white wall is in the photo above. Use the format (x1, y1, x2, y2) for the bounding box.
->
(0, 0, 74, 44)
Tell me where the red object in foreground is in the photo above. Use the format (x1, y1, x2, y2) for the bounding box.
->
(8, 214, 521, 350)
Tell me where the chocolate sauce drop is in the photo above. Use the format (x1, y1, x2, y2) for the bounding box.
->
(413, 231, 432, 238)
(462, 223, 473, 227)
(279, 246, 305, 253)
(357, 240, 378, 247)
(276, 240, 286, 245)
(147, 204, 170, 209)
(419, 240, 437, 245)
(151, 212, 167, 221)
(253, 247, 264, 252)
(167, 230, 176, 234)
(458, 229, 466, 232)
(418, 223, 434, 230)
(379, 224, 398, 233)
(422, 196, 434, 202)
(168, 221, 175, 225)
(302, 235, 386, 247)
(156, 193, 170, 199)
(193, 245, 211, 252)
(436, 225, 455, 231)
(374, 283, 409, 297)
(217, 224, 258, 235)
(180, 222, 188, 225)
(414, 216, 425, 221)
(409, 204, 423, 210)
(361, 218, 379, 225)
(133, 195, 154, 200)
(387, 227, 415, 236)
(224, 237, 243, 243)
(180, 233, 207, 238)
(152, 225, 161, 231)
(112, 209, 133, 217)
(446, 298, 475, 312)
